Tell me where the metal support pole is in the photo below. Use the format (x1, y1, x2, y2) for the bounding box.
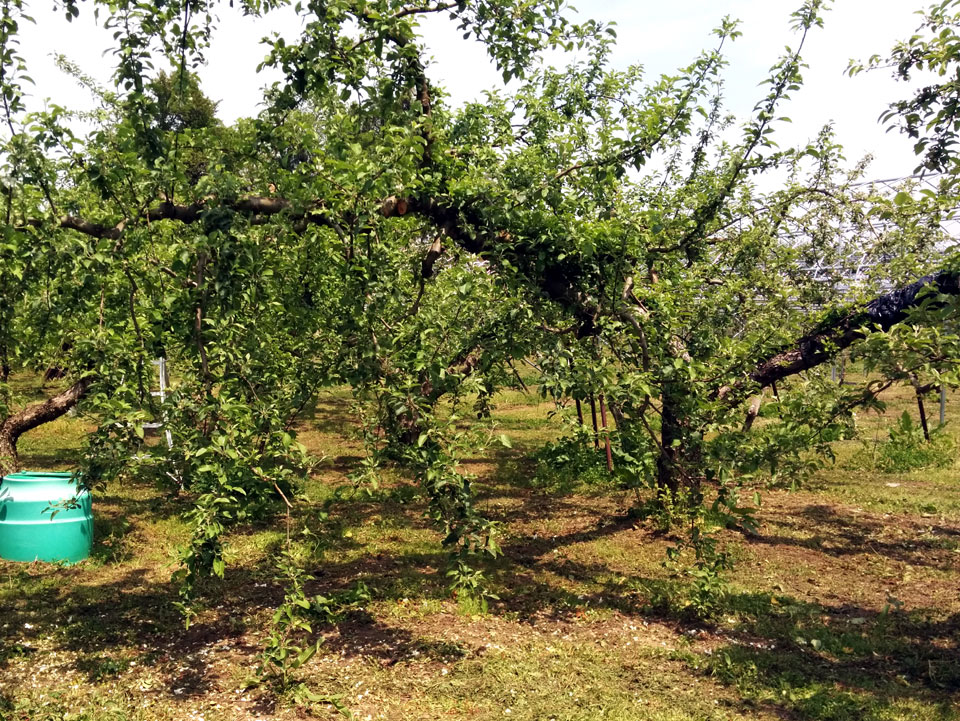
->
(941, 385, 947, 426)
(146, 358, 173, 450)
(159, 358, 173, 450)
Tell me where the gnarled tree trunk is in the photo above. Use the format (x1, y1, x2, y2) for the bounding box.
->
(656, 384, 705, 502)
(657, 389, 682, 498)
(0, 378, 92, 476)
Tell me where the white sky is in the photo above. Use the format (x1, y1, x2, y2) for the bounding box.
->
(15, 0, 932, 181)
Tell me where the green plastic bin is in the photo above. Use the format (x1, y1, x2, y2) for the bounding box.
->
(0, 471, 92, 564)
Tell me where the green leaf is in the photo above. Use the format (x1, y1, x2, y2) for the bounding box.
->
(293, 640, 321, 668)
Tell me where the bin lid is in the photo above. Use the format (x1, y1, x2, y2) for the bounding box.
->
(2, 471, 78, 482)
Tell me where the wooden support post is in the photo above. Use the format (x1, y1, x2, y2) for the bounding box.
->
(941, 385, 947, 426)
(912, 377, 931, 442)
(589, 395, 600, 449)
(568, 356, 585, 432)
(599, 394, 614, 473)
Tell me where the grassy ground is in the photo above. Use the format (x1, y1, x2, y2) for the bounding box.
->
(1, 376, 958, 720)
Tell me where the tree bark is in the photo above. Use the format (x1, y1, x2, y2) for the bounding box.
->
(742, 394, 763, 433)
(43, 366, 68, 381)
(0, 341, 9, 383)
(656, 380, 707, 502)
(747, 270, 960, 392)
(0, 378, 91, 475)
(589, 396, 600, 449)
(657, 389, 682, 498)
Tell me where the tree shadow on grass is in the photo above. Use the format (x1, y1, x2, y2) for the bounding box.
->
(0, 564, 216, 692)
(750, 502, 960, 572)
(2, 447, 957, 721)
(87, 487, 187, 564)
(696, 594, 960, 721)
(413, 482, 960, 721)
(15, 449, 83, 470)
(303, 396, 358, 435)
(485, 542, 960, 720)
(222, 475, 960, 718)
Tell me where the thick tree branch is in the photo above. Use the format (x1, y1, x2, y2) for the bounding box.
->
(0, 377, 92, 474)
(20, 196, 332, 241)
(730, 270, 960, 397)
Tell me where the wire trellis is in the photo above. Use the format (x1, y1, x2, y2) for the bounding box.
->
(783, 172, 959, 298)
(785, 172, 957, 423)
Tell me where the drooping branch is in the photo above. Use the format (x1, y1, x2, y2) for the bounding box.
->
(26, 182, 600, 337)
(740, 270, 960, 394)
(387, 191, 960, 393)
(31, 193, 960, 393)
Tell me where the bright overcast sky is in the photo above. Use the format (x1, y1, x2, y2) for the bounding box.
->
(16, 1, 932, 182)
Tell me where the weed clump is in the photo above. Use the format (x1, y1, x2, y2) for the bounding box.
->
(852, 411, 955, 472)
(531, 428, 654, 494)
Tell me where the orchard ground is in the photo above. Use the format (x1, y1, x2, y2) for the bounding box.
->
(1, 370, 958, 721)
